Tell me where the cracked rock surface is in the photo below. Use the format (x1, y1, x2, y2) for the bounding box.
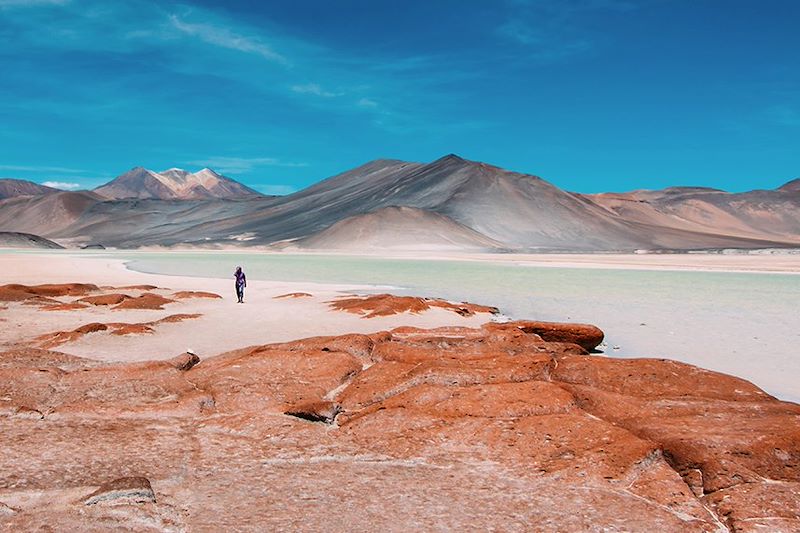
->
(1, 320, 798, 531)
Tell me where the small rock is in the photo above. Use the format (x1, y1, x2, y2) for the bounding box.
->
(682, 469, 704, 498)
(285, 400, 342, 424)
(169, 352, 200, 371)
(82, 476, 156, 505)
(0, 501, 18, 515)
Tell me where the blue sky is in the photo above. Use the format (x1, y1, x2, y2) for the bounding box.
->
(0, 0, 798, 194)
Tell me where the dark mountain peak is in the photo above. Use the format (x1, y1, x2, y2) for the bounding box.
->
(125, 166, 151, 174)
(778, 178, 800, 193)
(434, 153, 468, 164)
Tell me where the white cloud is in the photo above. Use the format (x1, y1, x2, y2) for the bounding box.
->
(168, 14, 289, 65)
(187, 156, 307, 175)
(42, 181, 81, 190)
(357, 97, 378, 108)
(291, 83, 342, 98)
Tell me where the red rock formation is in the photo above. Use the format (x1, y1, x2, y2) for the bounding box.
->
(112, 293, 174, 310)
(77, 293, 131, 306)
(274, 292, 313, 299)
(171, 291, 222, 299)
(329, 293, 499, 318)
(42, 302, 90, 311)
(33, 314, 202, 348)
(1, 322, 798, 531)
(0, 283, 98, 302)
(485, 320, 605, 351)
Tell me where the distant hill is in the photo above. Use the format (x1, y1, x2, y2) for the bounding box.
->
(94, 167, 262, 200)
(0, 156, 798, 251)
(296, 206, 506, 251)
(0, 179, 58, 200)
(0, 191, 103, 237)
(0, 231, 63, 249)
(585, 182, 800, 246)
(779, 178, 800, 193)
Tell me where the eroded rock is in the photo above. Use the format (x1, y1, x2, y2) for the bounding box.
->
(169, 352, 201, 371)
(171, 291, 222, 299)
(112, 293, 175, 310)
(1, 320, 798, 531)
(81, 476, 156, 505)
(285, 400, 342, 424)
(485, 320, 605, 351)
(77, 294, 131, 306)
(329, 293, 498, 318)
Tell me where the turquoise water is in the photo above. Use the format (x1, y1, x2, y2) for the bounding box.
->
(117, 251, 800, 402)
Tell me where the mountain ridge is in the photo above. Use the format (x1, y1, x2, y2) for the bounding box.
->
(0, 179, 59, 200)
(94, 167, 262, 200)
(0, 155, 798, 251)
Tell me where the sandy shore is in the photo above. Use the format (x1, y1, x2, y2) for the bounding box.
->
(0, 253, 490, 363)
(3, 249, 798, 401)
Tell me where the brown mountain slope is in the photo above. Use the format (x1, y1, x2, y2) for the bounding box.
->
(161, 155, 653, 251)
(586, 185, 800, 245)
(296, 206, 505, 251)
(0, 191, 102, 237)
(0, 179, 58, 200)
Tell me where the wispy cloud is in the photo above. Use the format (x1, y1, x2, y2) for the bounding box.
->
(766, 105, 800, 127)
(168, 14, 289, 65)
(497, 0, 639, 62)
(0, 164, 86, 173)
(0, 0, 68, 7)
(187, 156, 308, 175)
(42, 180, 81, 190)
(290, 83, 342, 97)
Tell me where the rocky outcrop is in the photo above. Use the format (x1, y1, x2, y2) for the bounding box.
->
(0, 283, 99, 301)
(34, 314, 202, 348)
(169, 352, 201, 371)
(486, 320, 605, 351)
(274, 292, 313, 299)
(77, 293, 131, 306)
(329, 293, 499, 318)
(1, 322, 798, 531)
(284, 400, 342, 424)
(112, 293, 174, 310)
(171, 291, 222, 299)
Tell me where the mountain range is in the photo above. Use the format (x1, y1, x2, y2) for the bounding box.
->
(0, 155, 797, 251)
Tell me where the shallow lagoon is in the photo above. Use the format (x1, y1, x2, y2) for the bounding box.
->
(121, 252, 800, 402)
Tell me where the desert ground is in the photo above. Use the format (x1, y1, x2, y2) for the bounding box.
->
(1, 250, 799, 531)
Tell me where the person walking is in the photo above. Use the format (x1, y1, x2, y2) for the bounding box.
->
(234, 266, 247, 303)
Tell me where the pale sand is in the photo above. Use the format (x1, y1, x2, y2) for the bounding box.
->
(0, 253, 489, 363)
